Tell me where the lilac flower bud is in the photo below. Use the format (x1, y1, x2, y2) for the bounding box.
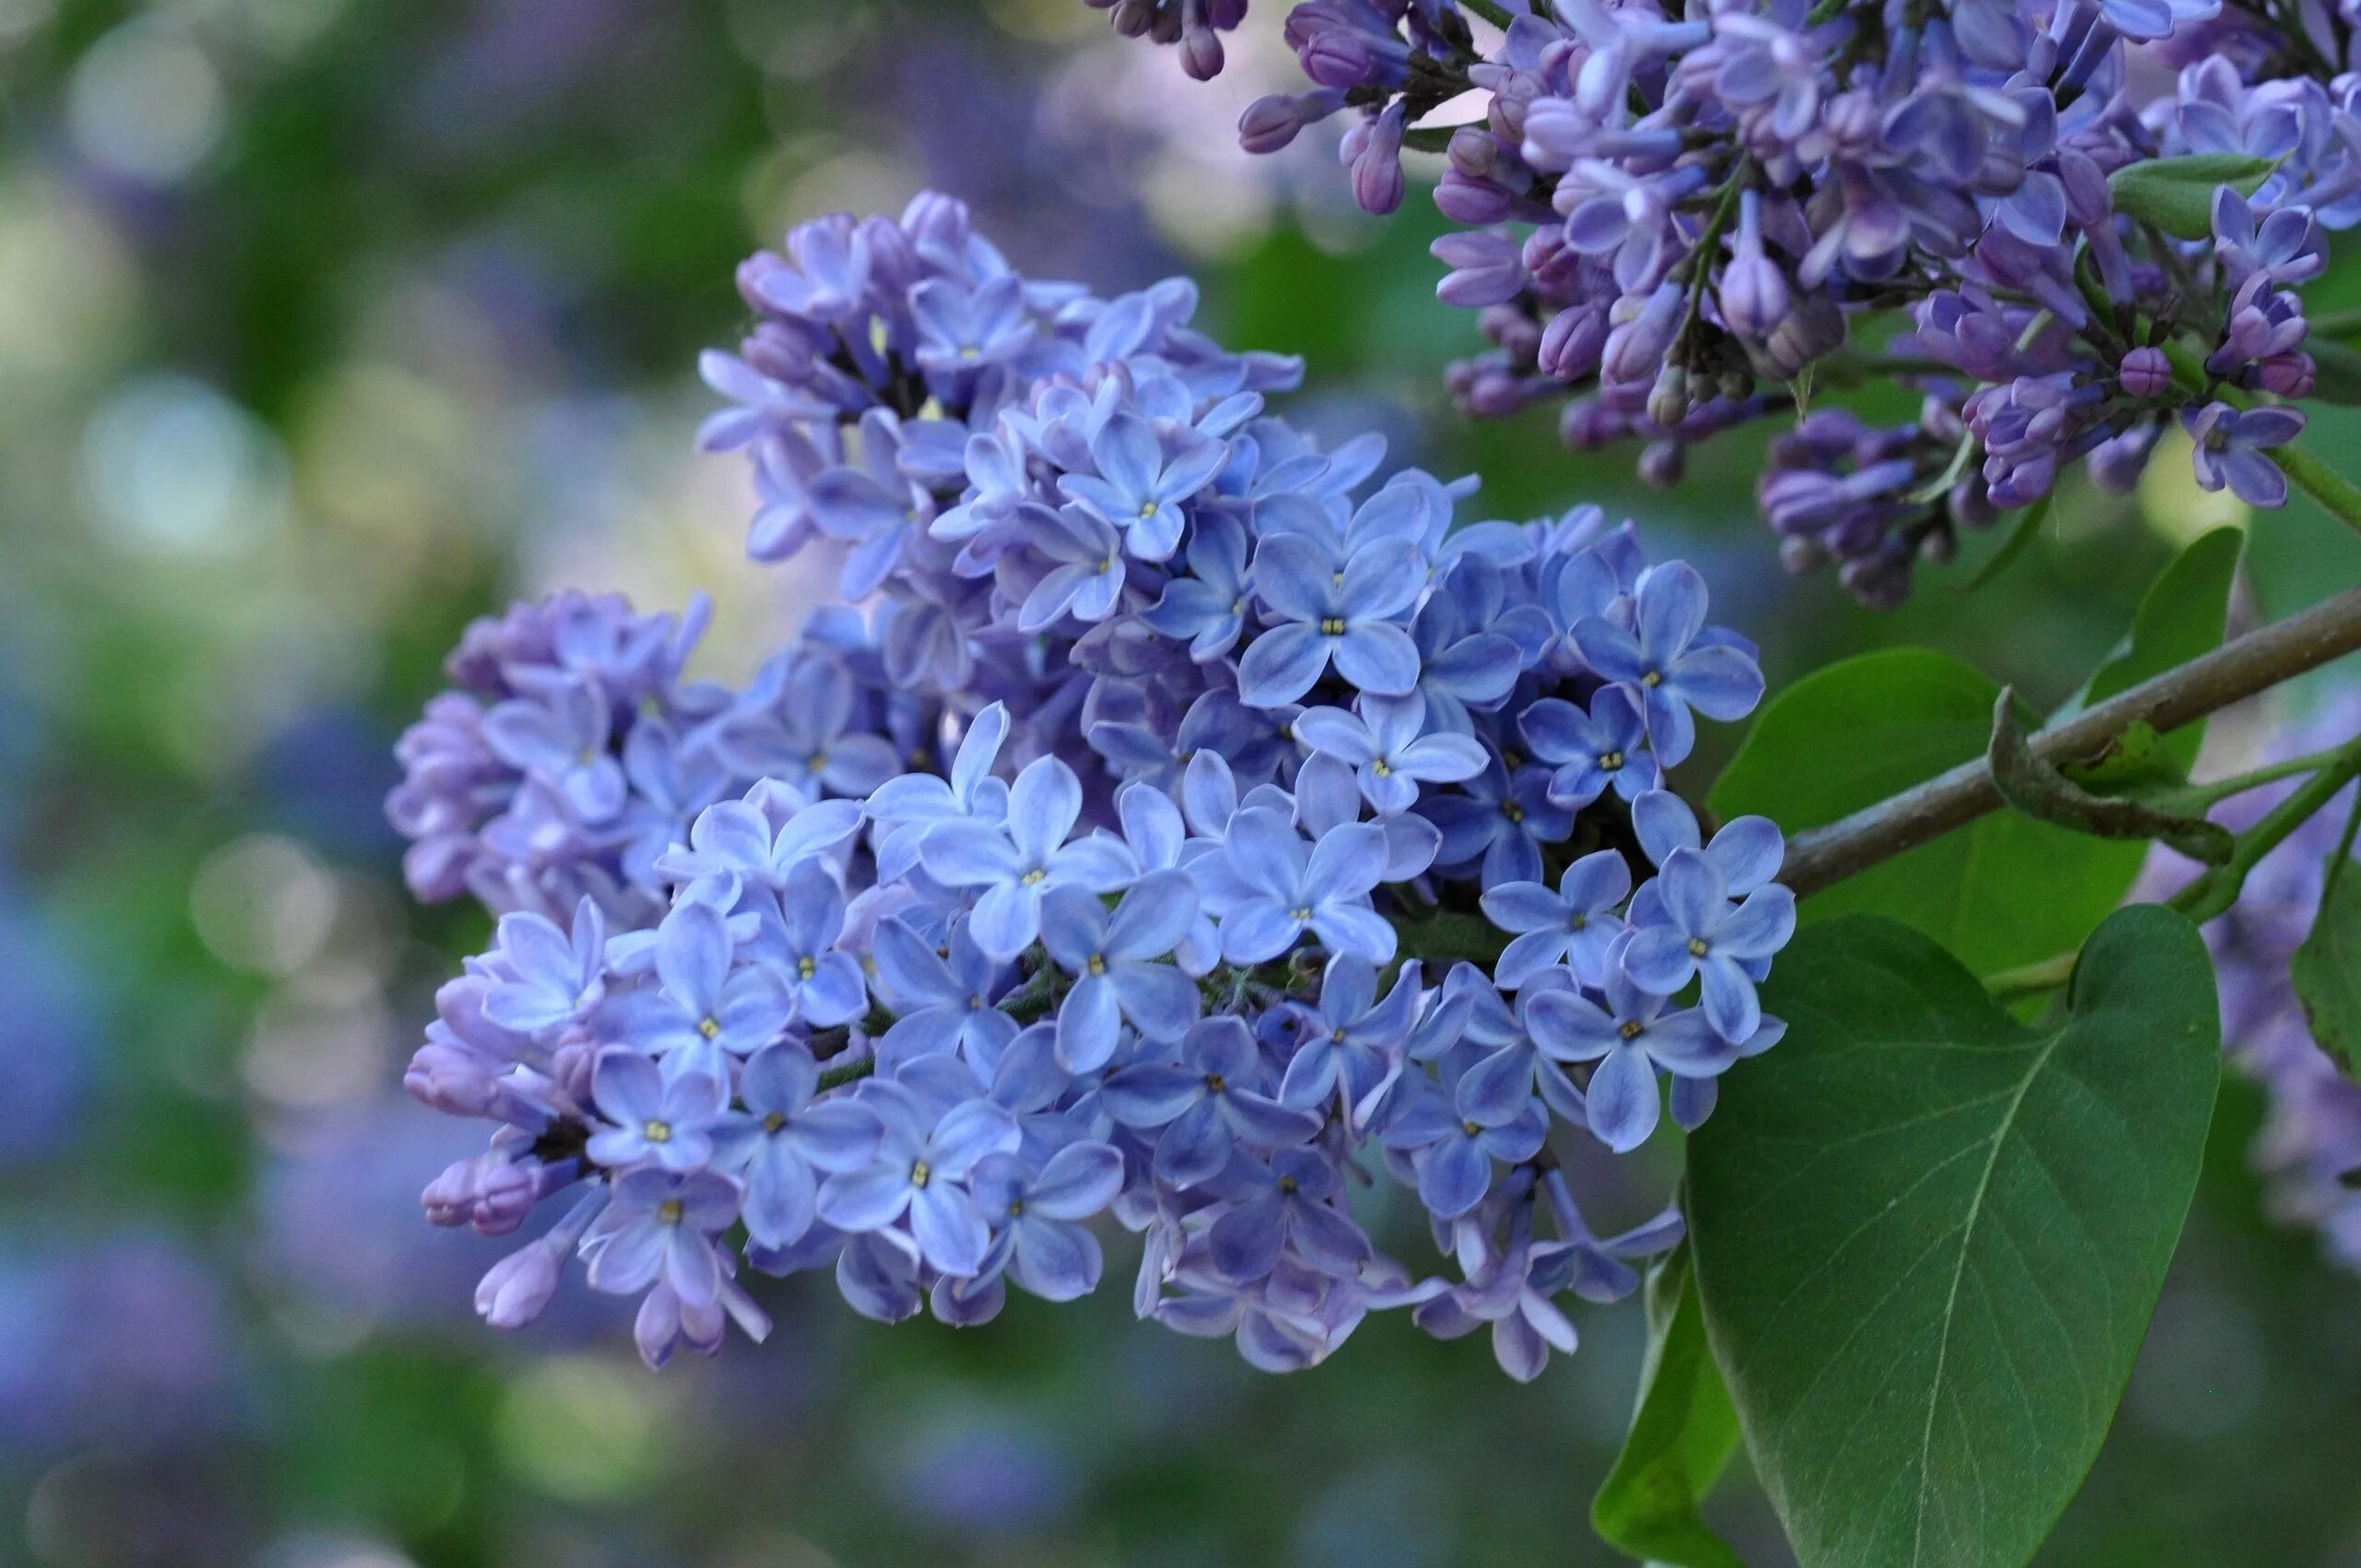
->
(404, 1040, 501, 1119)
(1760, 296, 1844, 379)
(1538, 303, 1608, 380)
(1949, 476, 2000, 531)
(2257, 350, 2316, 398)
(1433, 230, 1526, 307)
(422, 1152, 538, 1234)
(1646, 364, 1691, 429)
(1600, 283, 1685, 386)
(1779, 534, 1828, 573)
(1448, 125, 1503, 182)
(2118, 346, 2171, 398)
(1711, 190, 1788, 339)
(1345, 102, 1407, 216)
(2086, 424, 2161, 493)
(1479, 303, 1542, 361)
(1180, 18, 1225, 78)
(1436, 169, 1515, 223)
(1639, 440, 1686, 486)
(476, 1240, 564, 1330)
(1239, 90, 1343, 154)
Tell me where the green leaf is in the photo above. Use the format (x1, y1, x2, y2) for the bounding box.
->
(2067, 526, 2244, 776)
(1709, 647, 2150, 976)
(1947, 494, 2048, 595)
(1689, 906, 2221, 1568)
(1592, 1247, 1744, 1568)
(2059, 719, 2181, 795)
(2292, 838, 2361, 1075)
(2106, 153, 2279, 240)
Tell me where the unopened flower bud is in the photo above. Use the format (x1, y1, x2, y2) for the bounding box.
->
(1647, 364, 1691, 429)
(2117, 345, 2171, 398)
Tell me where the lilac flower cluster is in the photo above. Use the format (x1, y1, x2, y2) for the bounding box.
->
(1102, 0, 2361, 605)
(389, 193, 1794, 1378)
(2146, 692, 2361, 1268)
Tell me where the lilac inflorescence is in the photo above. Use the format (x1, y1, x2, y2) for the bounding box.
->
(2153, 692, 2361, 1269)
(389, 192, 1794, 1379)
(1102, 0, 2361, 605)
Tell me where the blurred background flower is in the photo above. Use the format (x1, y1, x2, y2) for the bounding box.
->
(5, 1, 2361, 1564)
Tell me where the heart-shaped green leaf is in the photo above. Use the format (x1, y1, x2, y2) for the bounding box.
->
(1688, 906, 2220, 1568)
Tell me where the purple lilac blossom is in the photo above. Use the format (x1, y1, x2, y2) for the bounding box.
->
(386, 193, 1791, 1381)
(1094, 0, 2361, 605)
(2138, 690, 2361, 1270)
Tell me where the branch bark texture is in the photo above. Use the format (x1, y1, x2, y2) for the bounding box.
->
(1779, 586, 2361, 897)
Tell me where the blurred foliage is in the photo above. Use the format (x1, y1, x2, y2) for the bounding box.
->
(1, 2, 2357, 1566)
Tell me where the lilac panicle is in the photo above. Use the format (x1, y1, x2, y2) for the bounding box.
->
(387, 192, 1791, 1383)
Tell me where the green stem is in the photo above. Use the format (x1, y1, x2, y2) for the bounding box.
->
(817, 1055, 877, 1092)
(1989, 734, 2361, 998)
(2172, 734, 2361, 922)
(1457, 0, 1515, 26)
(2274, 441, 2361, 540)
(2164, 744, 2356, 812)
(1985, 951, 2080, 1002)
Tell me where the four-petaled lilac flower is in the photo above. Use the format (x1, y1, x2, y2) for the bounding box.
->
(1206, 1146, 1373, 1283)
(816, 1082, 1020, 1277)
(755, 861, 869, 1027)
(1629, 790, 1785, 898)
(1237, 534, 1424, 707)
(1293, 693, 1489, 815)
(1101, 1016, 1322, 1187)
(600, 901, 791, 1078)
(1571, 564, 1763, 766)
(871, 916, 1019, 1070)
(724, 658, 904, 801)
(968, 1141, 1125, 1301)
(711, 1042, 884, 1249)
(1479, 849, 1633, 991)
(1017, 504, 1130, 632)
(1622, 847, 1798, 1041)
(1520, 686, 1657, 809)
(919, 754, 1137, 959)
(2184, 402, 2304, 508)
(1215, 809, 1394, 963)
(1525, 958, 1738, 1152)
(1279, 955, 1422, 1115)
(910, 274, 1034, 375)
(481, 897, 607, 1035)
(654, 796, 864, 891)
(1381, 1076, 1548, 1218)
(863, 703, 1010, 883)
(1058, 412, 1228, 562)
(1039, 870, 1204, 1071)
(582, 1167, 742, 1307)
(1143, 512, 1251, 660)
(587, 1049, 728, 1172)
(1421, 758, 1574, 889)
(482, 683, 626, 821)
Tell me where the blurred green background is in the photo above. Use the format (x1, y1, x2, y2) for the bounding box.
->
(4, 2, 2360, 1565)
